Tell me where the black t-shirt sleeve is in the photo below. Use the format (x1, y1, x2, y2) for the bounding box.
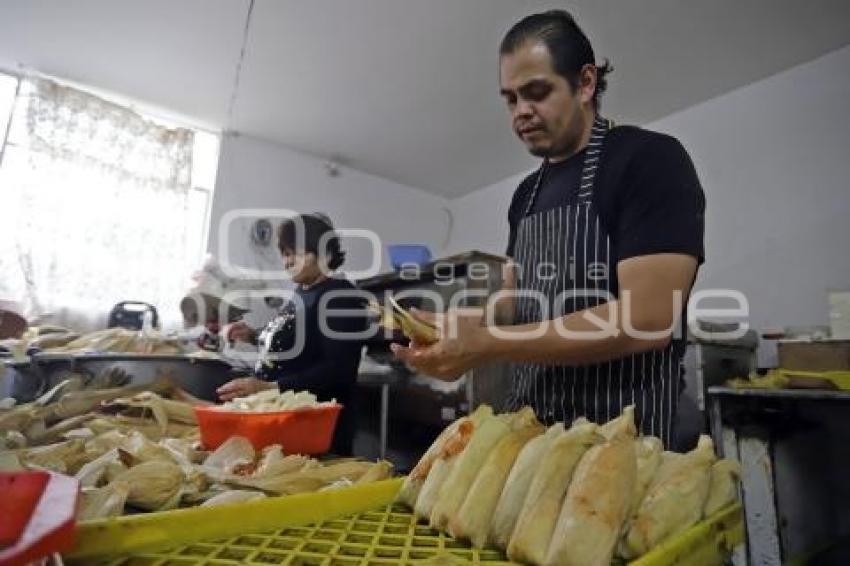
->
(615, 135, 705, 263)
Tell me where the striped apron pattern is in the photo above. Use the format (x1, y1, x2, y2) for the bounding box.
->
(505, 116, 680, 447)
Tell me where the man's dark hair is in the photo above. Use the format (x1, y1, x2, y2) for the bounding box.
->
(277, 213, 346, 271)
(500, 10, 612, 110)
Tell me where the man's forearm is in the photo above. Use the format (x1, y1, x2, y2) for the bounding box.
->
(476, 301, 673, 366)
(490, 292, 515, 326)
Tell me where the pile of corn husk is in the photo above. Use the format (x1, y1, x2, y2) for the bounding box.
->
(0, 327, 192, 359)
(43, 328, 185, 355)
(1, 380, 393, 521)
(221, 389, 336, 412)
(0, 370, 165, 448)
(0, 325, 80, 361)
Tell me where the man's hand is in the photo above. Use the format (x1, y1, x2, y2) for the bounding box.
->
(391, 308, 489, 381)
(216, 377, 276, 401)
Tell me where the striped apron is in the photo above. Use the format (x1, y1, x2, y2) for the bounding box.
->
(505, 116, 680, 447)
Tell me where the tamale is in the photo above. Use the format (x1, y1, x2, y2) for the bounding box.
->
(75, 448, 127, 488)
(415, 457, 455, 521)
(544, 411, 637, 566)
(18, 439, 87, 473)
(507, 421, 602, 565)
(703, 458, 741, 516)
(489, 423, 563, 548)
(398, 405, 492, 508)
(448, 423, 542, 547)
(77, 483, 130, 521)
(203, 435, 255, 473)
(110, 460, 185, 511)
(430, 412, 513, 530)
(630, 436, 663, 516)
(624, 435, 716, 559)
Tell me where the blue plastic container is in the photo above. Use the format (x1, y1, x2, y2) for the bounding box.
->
(387, 244, 433, 270)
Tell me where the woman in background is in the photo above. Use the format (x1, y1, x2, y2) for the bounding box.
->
(217, 213, 368, 456)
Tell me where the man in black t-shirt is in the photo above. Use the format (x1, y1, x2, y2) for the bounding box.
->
(393, 11, 705, 445)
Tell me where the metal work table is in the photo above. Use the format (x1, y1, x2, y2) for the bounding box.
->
(357, 361, 408, 460)
(708, 386, 850, 565)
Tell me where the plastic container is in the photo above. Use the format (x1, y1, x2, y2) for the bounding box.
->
(67, 477, 742, 566)
(387, 244, 432, 270)
(194, 404, 342, 454)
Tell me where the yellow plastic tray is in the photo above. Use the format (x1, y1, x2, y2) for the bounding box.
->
(67, 478, 743, 566)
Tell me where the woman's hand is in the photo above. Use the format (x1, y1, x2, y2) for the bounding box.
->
(223, 321, 257, 344)
(216, 377, 276, 401)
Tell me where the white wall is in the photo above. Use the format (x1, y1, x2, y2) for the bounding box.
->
(207, 133, 451, 322)
(444, 169, 530, 258)
(446, 46, 850, 357)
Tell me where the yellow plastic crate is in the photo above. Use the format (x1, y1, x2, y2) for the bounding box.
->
(67, 478, 743, 566)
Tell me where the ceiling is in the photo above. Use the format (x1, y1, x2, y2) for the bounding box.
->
(1, 0, 849, 197)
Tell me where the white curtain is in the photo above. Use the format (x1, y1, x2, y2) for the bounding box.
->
(0, 78, 196, 331)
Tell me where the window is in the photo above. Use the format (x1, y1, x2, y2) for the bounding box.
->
(0, 72, 219, 330)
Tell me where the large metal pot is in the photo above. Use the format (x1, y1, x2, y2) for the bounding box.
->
(3, 353, 239, 402)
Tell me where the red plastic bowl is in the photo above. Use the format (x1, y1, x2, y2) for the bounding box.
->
(194, 404, 342, 454)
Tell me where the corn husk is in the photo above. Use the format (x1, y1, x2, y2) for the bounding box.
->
(0, 451, 24, 471)
(50, 382, 170, 422)
(203, 436, 255, 474)
(233, 472, 326, 495)
(110, 460, 185, 511)
(63, 427, 95, 441)
(159, 437, 207, 465)
(507, 421, 603, 565)
(703, 459, 741, 516)
(0, 404, 50, 434)
(489, 423, 564, 548)
(399, 406, 492, 509)
(598, 405, 636, 440)
(231, 460, 373, 495)
(18, 439, 87, 473)
(355, 460, 394, 484)
(46, 328, 184, 355)
(430, 411, 512, 530)
(387, 296, 439, 345)
(75, 448, 129, 488)
(630, 436, 664, 516)
(86, 415, 197, 440)
(78, 483, 130, 521)
(256, 453, 311, 478)
(1, 430, 28, 449)
(200, 490, 267, 507)
(624, 436, 716, 559)
(115, 430, 175, 464)
(84, 429, 129, 459)
(110, 391, 197, 432)
(256, 444, 284, 469)
(449, 424, 542, 547)
(544, 413, 637, 566)
(29, 414, 96, 445)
